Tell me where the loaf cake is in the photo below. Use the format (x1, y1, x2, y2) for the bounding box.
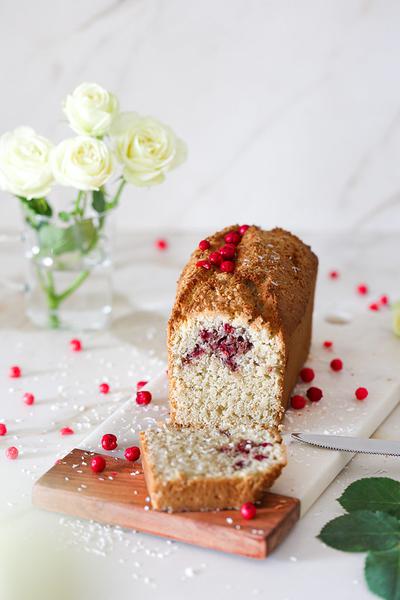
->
(140, 424, 286, 512)
(168, 225, 318, 430)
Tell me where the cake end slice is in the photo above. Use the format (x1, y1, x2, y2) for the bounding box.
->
(139, 424, 286, 512)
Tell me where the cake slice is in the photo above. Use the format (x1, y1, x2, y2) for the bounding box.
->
(139, 424, 286, 512)
(168, 225, 318, 430)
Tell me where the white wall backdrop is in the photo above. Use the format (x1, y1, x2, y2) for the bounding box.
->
(1, 0, 400, 232)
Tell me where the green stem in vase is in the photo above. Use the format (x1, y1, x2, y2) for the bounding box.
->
(81, 193, 88, 217)
(56, 269, 90, 304)
(45, 271, 62, 329)
(47, 297, 62, 329)
(34, 266, 61, 328)
(73, 190, 86, 217)
(107, 178, 126, 210)
(35, 265, 91, 329)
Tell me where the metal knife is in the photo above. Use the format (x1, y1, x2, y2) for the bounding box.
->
(291, 432, 400, 457)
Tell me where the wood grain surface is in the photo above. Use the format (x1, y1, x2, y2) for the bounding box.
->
(32, 448, 300, 559)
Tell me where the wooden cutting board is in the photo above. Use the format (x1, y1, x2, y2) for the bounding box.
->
(33, 311, 400, 558)
(33, 448, 299, 559)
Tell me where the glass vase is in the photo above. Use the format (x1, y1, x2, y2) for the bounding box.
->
(22, 210, 113, 330)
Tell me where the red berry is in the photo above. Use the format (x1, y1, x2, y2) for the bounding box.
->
(60, 426, 74, 436)
(198, 239, 210, 251)
(291, 395, 307, 409)
(239, 224, 250, 235)
(329, 270, 339, 279)
(220, 260, 235, 273)
(136, 380, 148, 390)
(70, 338, 82, 352)
(101, 433, 118, 451)
(379, 295, 389, 306)
(124, 446, 141, 461)
(240, 501, 256, 520)
(306, 387, 323, 402)
(299, 367, 315, 383)
(6, 446, 18, 460)
(355, 387, 368, 400)
(330, 358, 343, 372)
(369, 302, 379, 311)
(196, 260, 211, 270)
(99, 382, 110, 394)
(225, 231, 241, 245)
(9, 365, 21, 378)
(357, 284, 368, 295)
(155, 238, 168, 251)
(219, 244, 236, 259)
(136, 390, 152, 405)
(209, 251, 222, 266)
(0, 423, 7, 436)
(323, 340, 333, 349)
(23, 392, 35, 406)
(91, 455, 106, 473)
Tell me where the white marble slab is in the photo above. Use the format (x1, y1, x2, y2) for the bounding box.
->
(80, 310, 400, 517)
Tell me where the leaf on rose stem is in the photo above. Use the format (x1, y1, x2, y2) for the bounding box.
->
(19, 197, 53, 217)
(38, 220, 98, 256)
(92, 189, 106, 214)
(30, 197, 53, 217)
(366, 548, 400, 600)
(318, 511, 400, 552)
(339, 478, 400, 518)
(58, 211, 71, 222)
(19, 197, 53, 229)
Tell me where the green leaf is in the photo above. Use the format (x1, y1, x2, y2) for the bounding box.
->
(339, 478, 400, 518)
(38, 219, 98, 256)
(92, 189, 106, 214)
(19, 196, 53, 217)
(58, 211, 71, 222)
(366, 548, 400, 600)
(30, 197, 53, 217)
(318, 511, 400, 552)
(19, 196, 53, 229)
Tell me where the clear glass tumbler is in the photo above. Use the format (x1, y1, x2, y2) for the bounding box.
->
(22, 211, 113, 330)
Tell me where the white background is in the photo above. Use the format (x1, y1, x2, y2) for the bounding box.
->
(1, 0, 400, 233)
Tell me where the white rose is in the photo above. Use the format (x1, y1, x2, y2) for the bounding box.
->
(0, 127, 54, 199)
(63, 82, 119, 137)
(110, 112, 187, 186)
(50, 136, 114, 191)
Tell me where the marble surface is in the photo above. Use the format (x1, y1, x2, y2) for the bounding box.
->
(0, 229, 399, 600)
(1, 0, 400, 233)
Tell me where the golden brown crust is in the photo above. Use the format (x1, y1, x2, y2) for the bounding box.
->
(140, 431, 161, 505)
(280, 282, 316, 412)
(168, 225, 318, 337)
(167, 225, 318, 427)
(140, 430, 287, 512)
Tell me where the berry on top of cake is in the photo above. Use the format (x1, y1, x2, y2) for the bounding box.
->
(167, 225, 318, 431)
(140, 424, 286, 512)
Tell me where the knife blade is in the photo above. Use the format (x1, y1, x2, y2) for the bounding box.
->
(291, 432, 400, 456)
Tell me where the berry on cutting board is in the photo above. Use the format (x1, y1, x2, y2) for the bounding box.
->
(240, 502, 257, 520)
(91, 455, 106, 473)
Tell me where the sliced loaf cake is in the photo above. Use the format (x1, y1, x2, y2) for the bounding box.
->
(140, 424, 286, 512)
(168, 225, 318, 430)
